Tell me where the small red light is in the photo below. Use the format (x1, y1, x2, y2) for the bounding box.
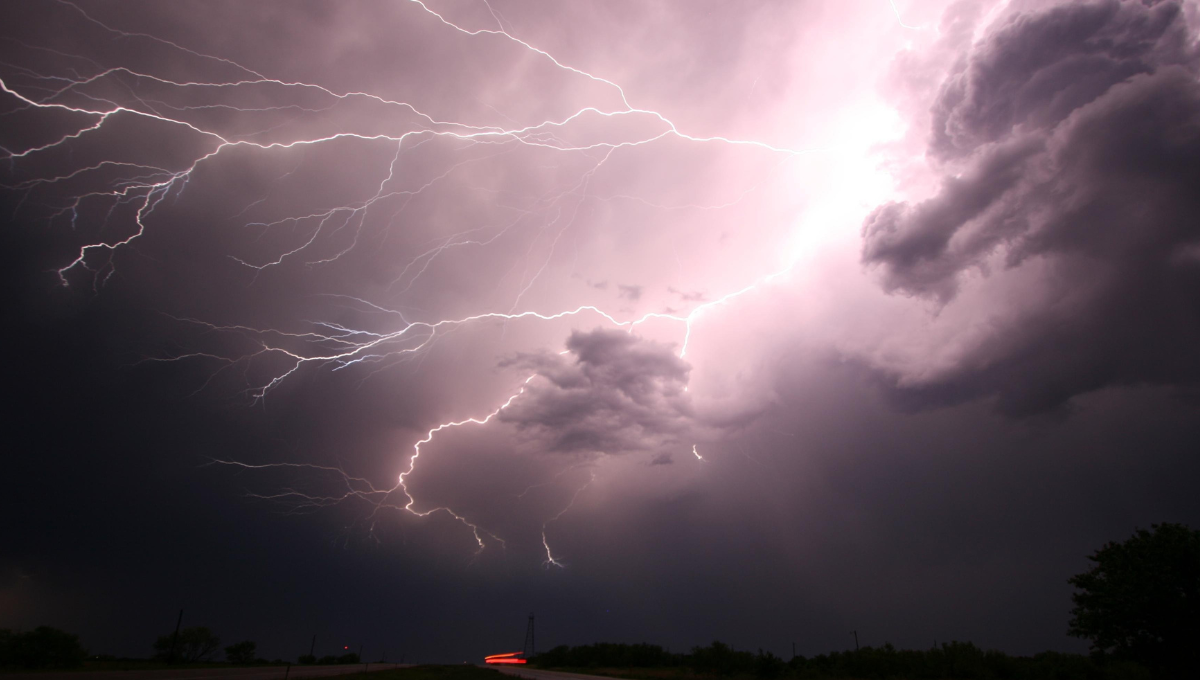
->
(344, 646, 348, 650)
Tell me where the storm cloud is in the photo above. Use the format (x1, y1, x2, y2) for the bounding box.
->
(499, 329, 694, 455)
(863, 0, 1200, 414)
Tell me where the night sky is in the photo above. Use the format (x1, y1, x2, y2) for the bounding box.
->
(3, 0, 1200, 666)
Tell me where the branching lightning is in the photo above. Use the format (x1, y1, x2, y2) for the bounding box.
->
(0, 0, 862, 565)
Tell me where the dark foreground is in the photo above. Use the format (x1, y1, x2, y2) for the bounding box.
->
(529, 640, 1158, 680)
(490, 668, 612, 680)
(0, 664, 406, 680)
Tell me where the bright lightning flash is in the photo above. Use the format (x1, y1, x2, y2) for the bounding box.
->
(0, 0, 905, 564)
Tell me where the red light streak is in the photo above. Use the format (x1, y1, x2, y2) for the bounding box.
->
(485, 652, 527, 664)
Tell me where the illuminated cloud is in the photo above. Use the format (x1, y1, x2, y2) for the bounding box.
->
(862, 0, 1200, 414)
(498, 329, 693, 455)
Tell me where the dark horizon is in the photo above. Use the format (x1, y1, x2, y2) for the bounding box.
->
(3, 0, 1199, 667)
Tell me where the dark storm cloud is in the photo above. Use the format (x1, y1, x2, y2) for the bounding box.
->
(861, 136, 1043, 299)
(928, 0, 1195, 159)
(862, 0, 1200, 414)
(498, 328, 694, 454)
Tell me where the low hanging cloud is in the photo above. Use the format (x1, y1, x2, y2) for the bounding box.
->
(862, 0, 1200, 415)
(498, 328, 695, 455)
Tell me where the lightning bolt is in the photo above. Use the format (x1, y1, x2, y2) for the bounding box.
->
(542, 472, 596, 569)
(887, 0, 927, 31)
(0, 0, 874, 565)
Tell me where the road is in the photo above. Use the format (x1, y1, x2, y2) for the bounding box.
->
(490, 667, 617, 680)
(2, 664, 408, 680)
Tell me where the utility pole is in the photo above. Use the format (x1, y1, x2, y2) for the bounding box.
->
(850, 631, 859, 652)
(522, 613, 536, 657)
(168, 610, 184, 665)
(309, 635, 317, 660)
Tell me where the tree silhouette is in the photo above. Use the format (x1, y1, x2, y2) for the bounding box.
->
(224, 640, 256, 665)
(1068, 523, 1200, 677)
(153, 627, 221, 663)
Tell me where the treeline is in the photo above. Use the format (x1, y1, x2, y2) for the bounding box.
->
(533, 641, 1150, 680)
(2, 623, 366, 670)
(298, 653, 362, 665)
(0, 627, 87, 669)
(151, 626, 276, 664)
